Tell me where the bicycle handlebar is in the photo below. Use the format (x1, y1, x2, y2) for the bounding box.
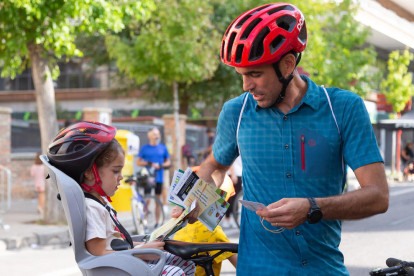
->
(387, 258, 414, 268)
(370, 258, 414, 276)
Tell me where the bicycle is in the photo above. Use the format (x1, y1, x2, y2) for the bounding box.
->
(232, 190, 243, 229)
(370, 258, 414, 275)
(164, 239, 238, 276)
(124, 173, 165, 235)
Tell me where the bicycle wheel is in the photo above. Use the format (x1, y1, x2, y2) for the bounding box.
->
(143, 195, 165, 232)
(131, 199, 146, 235)
(232, 190, 243, 229)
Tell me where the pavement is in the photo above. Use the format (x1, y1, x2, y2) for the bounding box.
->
(0, 199, 138, 251)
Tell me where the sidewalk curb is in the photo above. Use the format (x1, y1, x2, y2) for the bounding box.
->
(0, 228, 71, 250)
(0, 216, 135, 251)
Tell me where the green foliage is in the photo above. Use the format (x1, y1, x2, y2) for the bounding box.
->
(380, 48, 414, 113)
(106, 0, 220, 86)
(0, 0, 155, 78)
(300, 0, 378, 97)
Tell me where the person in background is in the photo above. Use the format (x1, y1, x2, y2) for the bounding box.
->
(30, 152, 45, 215)
(401, 142, 413, 169)
(136, 128, 171, 227)
(202, 128, 216, 160)
(222, 156, 242, 228)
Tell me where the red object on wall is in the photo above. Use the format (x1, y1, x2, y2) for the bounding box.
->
(397, 130, 402, 173)
(376, 94, 412, 112)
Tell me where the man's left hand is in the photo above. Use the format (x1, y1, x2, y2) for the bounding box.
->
(256, 198, 311, 229)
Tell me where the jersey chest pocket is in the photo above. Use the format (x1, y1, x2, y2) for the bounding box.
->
(295, 128, 331, 178)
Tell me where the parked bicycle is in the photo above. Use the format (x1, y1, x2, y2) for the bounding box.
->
(124, 171, 165, 235)
(370, 258, 414, 276)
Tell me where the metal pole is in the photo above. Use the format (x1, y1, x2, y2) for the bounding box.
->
(391, 130, 396, 175)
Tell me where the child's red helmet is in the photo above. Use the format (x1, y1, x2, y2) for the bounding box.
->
(221, 3, 307, 67)
(47, 121, 117, 184)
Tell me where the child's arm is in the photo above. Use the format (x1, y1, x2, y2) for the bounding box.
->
(86, 238, 115, 256)
(86, 238, 165, 261)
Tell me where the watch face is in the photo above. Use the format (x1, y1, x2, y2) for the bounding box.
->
(310, 210, 323, 223)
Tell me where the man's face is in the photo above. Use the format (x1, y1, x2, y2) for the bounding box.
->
(148, 129, 161, 144)
(235, 64, 281, 109)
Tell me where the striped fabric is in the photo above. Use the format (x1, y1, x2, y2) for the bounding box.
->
(147, 252, 196, 276)
(213, 75, 383, 276)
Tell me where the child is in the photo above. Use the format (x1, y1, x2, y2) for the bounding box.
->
(30, 152, 45, 215)
(47, 121, 195, 276)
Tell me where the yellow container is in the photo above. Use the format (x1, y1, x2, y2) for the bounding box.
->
(110, 130, 140, 212)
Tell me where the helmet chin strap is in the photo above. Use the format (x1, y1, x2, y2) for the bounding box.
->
(271, 52, 302, 105)
(81, 163, 112, 202)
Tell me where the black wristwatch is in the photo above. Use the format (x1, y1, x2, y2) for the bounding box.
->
(307, 197, 323, 224)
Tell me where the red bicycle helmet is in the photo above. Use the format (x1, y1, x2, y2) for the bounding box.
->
(221, 3, 307, 67)
(47, 121, 117, 186)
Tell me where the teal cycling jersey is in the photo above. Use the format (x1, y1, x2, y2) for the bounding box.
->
(213, 75, 383, 276)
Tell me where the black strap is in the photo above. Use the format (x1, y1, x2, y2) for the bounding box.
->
(271, 52, 302, 105)
(84, 193, 133, 249)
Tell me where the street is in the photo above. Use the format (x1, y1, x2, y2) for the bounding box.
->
(1, 183, 413, 276)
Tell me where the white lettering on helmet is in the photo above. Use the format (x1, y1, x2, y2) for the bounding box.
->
(297, 15, 304, 32)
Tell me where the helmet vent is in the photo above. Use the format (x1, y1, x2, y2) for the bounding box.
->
(236, 15, 251, 29)
(241, 18, 263, 40)
(252, 4, 272, 15)
(267, 5, 294, 15)
(298, 21, 307, 44)
(225, 21, 236, 37)
(49, 145, 61, 155)
(248, 27, 270, 62)
(276, 15, 297, 32)
(221, 40, 225, 60)
(235, 44, 244, 63)
(227, 32, 237, 62)
(83, 128, 99, 134)
(270, 35, 286, 54)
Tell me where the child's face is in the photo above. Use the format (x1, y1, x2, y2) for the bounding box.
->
(98, 149, 125, 197)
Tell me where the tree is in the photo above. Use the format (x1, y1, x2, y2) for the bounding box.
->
(106, 0, 221, 169)
(0, 0, 154, 223)
(381, 48, 414, 113)
(126, 0, 378, 115)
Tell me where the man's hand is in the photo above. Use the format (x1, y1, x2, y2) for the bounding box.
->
(256, 198, 311, 229)
(171, 202, 200, 224)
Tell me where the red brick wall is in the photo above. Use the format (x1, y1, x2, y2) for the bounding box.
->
(0, 108, 12, 166)
(9, 154, 38, 200)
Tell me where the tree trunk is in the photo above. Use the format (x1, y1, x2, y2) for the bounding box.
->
(179, 88, 189, 115)
(173, 80, 180, 171)
(27, 42, 65, 224)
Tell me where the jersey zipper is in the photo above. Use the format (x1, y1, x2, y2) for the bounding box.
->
(301, 135, 305, 171)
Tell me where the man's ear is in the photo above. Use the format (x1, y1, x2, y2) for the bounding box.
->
(83, 168, 95, 181)
(280, 54, 296, 78)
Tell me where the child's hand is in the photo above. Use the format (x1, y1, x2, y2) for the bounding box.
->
(137, 241, 165, 260)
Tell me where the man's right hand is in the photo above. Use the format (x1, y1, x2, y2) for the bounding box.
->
(171, 203, 200, 224)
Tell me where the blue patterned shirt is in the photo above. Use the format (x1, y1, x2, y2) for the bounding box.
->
(213, 76, 383, 276)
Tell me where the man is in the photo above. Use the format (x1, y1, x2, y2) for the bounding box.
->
(137, 128, 171, 226)
(202, 128, 216, 159)
(173, 3, 389, 275)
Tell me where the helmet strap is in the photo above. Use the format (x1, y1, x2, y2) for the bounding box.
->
(80, 163, 112, 202)
(271, 52, 302, 105)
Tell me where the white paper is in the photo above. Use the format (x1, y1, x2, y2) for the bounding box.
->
(239, 199, 268, 212)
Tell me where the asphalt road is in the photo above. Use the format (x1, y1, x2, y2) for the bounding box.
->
(1, 183, 413, 276)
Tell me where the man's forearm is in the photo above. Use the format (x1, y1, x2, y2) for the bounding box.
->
(317, 185, 389, 220)
(197, 152, 230, 187)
